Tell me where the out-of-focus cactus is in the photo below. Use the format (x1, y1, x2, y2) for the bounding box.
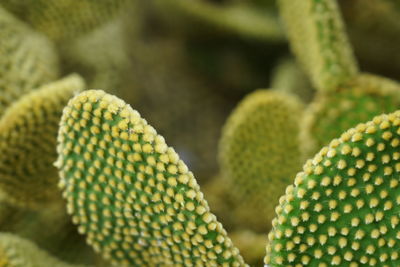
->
(265, 110, 400, 266)
(278, 0, 358, 92)
(303, 73, 400, 154)
(1, 0, 130, 42)
(279, 0, 400, 156)
(0, 6, 59, 117)
(56, 90, 247, 266)
(219, 90, 304, 232)
(0, 232, 86, 267)
(0, 74, 84, 208)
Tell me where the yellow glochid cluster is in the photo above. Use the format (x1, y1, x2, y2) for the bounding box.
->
(1, 0, 129, 42)
(0, 74, 85, 207)
(0, 6, 59, 117)
(266, 110, 400, 266)
(0, 232, 86, 267)
(278, 0, 358, 92)
(56, 90, 247, 266)
(219, 90, 304, 232)
(303, 73, 400, 155)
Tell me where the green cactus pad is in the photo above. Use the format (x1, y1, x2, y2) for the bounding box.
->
(2, 0, 129, 42)
(278, 0, 358, 92)
(0, 74, 85, 207)
(0, 7, 59, 117)
(266, 110, 400, 266)
(219, 90, 304, 232)
(304, 74, 400, 154)
(0, 232, 85, 267)
(56, 90, 247, 266)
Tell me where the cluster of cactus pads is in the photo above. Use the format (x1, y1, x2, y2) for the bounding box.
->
(2, 0, 400, 266)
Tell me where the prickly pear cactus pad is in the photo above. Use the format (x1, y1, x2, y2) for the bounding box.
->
(0, 6, 59, 117)
(265, 110, 400, 266)
(304, 74, 400, 154)
(219, 90, 304, 232)
(56, 90, 247, 266)
(0, 232, 85, 267)
(278, 0, 358, 92)
(0, 74, 85, 207)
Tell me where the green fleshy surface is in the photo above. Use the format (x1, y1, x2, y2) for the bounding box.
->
(266, 110, 400, 266)
(56, 90, 247, 266)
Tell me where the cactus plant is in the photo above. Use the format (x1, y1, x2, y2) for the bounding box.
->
(56, 90, 247, 266)
(0, 6, 59, 117)
(0, 232, 86, 267)
(279, 0, 400, 155)
(219, 90, 304, 232)
(303, 73, 400, 154)
(1, 0, 130, 42)
(0, 74, 85, 207)
(265, 110, 400, 266)
(278, 0, 358, 92)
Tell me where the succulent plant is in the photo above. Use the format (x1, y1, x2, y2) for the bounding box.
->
(303, 73, 400, 154)
(278, 0, 358, 92)
(265, 110, 400, 266)
(279, 0, 400, 156)
(219, 90, 304, 232)
(1, 0, 400, 265)
(0, 232, 86, 267)
(1, 0, 130, 42)
(0, 74, 84, 207)
(56, 90, 247, 266)
(0, 6, 59, 117)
